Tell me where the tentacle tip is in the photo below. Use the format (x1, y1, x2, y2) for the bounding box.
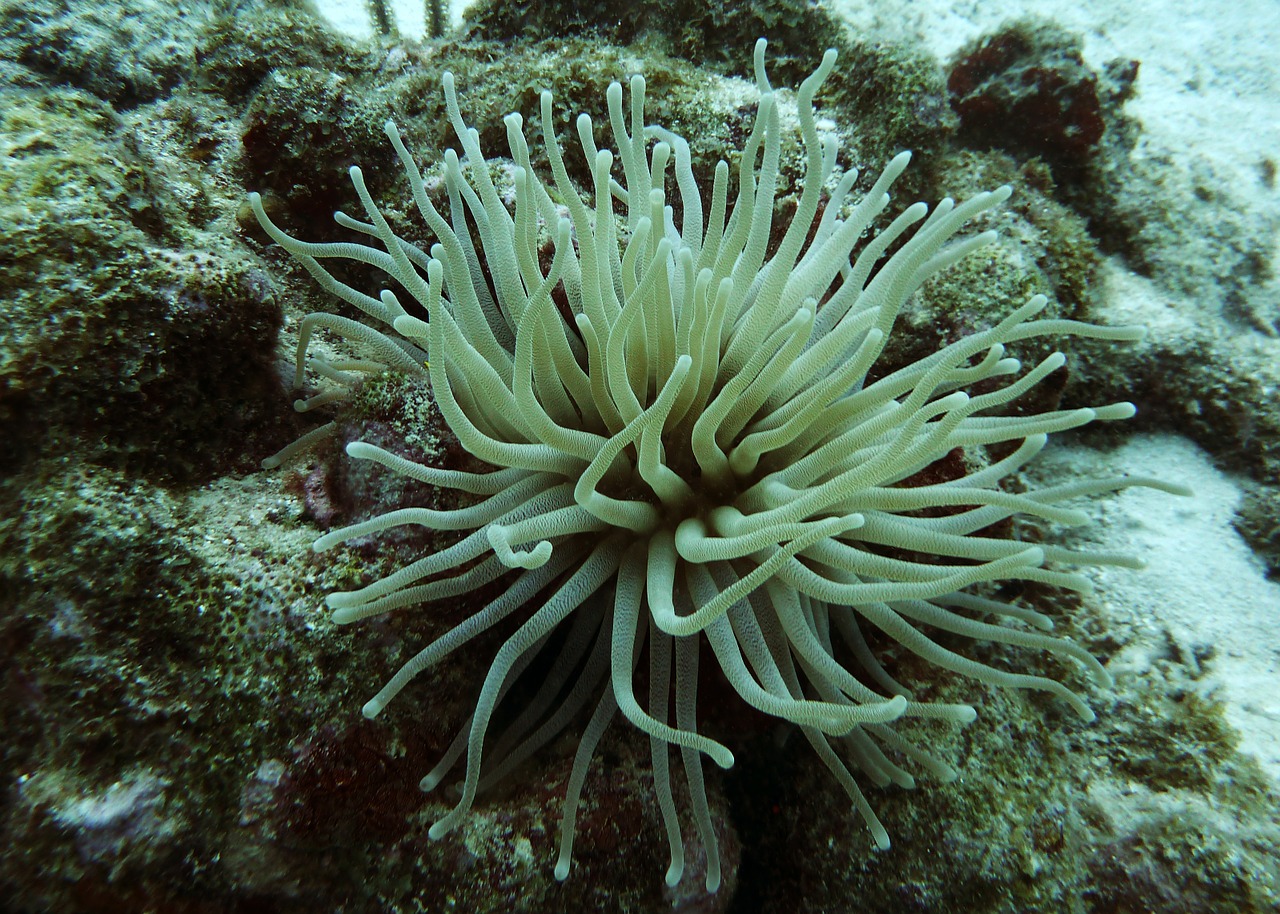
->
(513, 541, 553, 569)
(1021, 545, 1047, 566)
(260, 456, 281, 470)
(554, 859, 570, 881)
(664, 863, 684, 887)
(956, 705, 978, 725)
(838, 512, 867, 533)
(427, 820, 451, 840)
(361, 698, 385, 719)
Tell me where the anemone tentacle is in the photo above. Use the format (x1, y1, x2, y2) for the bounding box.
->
(254, 38, 1186, 891)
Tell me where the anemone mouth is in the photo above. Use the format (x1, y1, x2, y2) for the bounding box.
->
(253, 37, 1182, 892)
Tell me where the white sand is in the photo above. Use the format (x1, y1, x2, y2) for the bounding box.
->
(834, 0, 1280, 177)
(1037, 434, 1280, 781)
(838, 0, 1280, 325)
(309, 0, 478, 39)
(831, 0, 1280, 782)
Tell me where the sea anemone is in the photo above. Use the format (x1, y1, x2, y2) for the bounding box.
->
(251, 39, 1182, 891)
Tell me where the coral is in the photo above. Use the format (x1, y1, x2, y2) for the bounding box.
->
(195, 1, 366, 106)
(462, 0, 845, 81)
(240, 65, 398, 226)
(464, 0, 952, 168)
(1128, 333, 1280, 482)
(1234, 484, 1280, 581)
(0, 83, 284, 482)
(44, 772, 176, 865)
(0, 0, 206, 105)
(1080, 781, 1280, 914)
(947, 20, 1119, 181)
(0, 458, 332, 911)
